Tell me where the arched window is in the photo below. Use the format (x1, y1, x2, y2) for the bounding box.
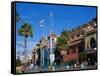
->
(87, 41, 89, 49)
(90, 37, 96, 48)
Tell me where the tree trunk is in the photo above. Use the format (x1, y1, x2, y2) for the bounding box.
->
(24, 37, 27, 64)
(25, 37, 27, 50)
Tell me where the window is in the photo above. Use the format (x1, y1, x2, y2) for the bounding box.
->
(90, 37, 96, 48)
(71, 47, 76, 54)
(66, 49, 70, 55)
(78, 45, 84, 53)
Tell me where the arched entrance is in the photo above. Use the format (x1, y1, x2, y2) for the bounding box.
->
(90, 37, 96, 48)
(87, 37, 97, 65)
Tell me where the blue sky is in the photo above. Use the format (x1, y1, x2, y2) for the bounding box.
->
(16, 2, 97, 56)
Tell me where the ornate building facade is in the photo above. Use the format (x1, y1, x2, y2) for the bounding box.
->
(64, 18, 97, 65)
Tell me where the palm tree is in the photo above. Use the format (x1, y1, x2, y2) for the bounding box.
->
(18, 22, 33, 63)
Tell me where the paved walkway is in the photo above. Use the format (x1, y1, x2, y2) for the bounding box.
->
(23, 65, 97, 73)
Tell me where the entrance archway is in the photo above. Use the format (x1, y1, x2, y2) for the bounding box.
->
(90, 37, 96, 48)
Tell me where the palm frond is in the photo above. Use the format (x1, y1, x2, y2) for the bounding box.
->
(18, 22, 33, 38)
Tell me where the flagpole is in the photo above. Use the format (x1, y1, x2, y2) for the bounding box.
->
(49, 12, 55, 71)
(50, 12, 53, 33)
(50, 12, 52, 66)
(49, 12, 53, 54)
(51, 13, 53, 33)
(43, 24, 45, 37)
(39, 19, 45, 71)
